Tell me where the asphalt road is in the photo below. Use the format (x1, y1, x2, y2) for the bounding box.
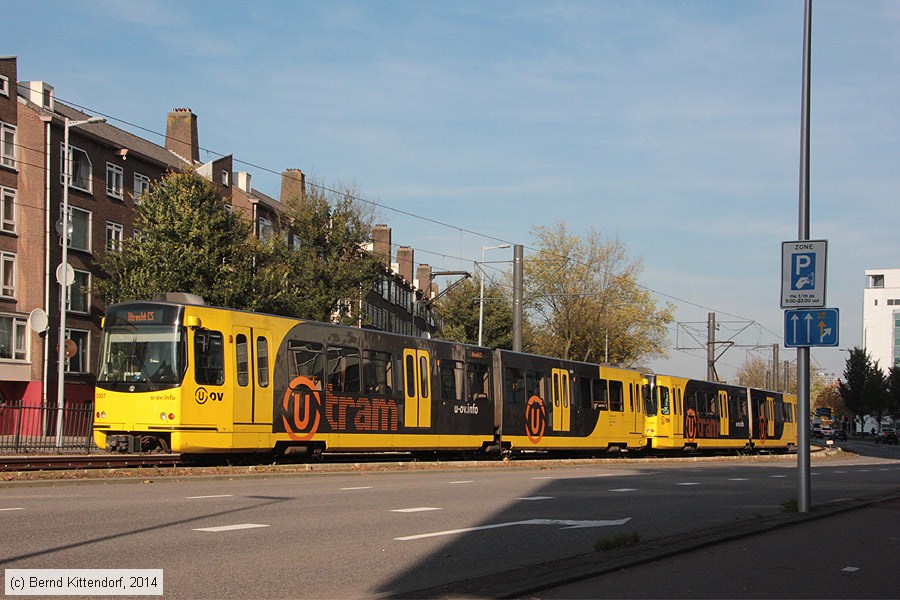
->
(2, 447, 899, 598)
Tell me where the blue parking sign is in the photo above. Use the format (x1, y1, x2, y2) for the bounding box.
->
(791, 253, 815, 291)
(781, 240, 827, 308)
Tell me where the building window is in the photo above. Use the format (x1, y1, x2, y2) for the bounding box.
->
(1, 123, 16, 169)
(0, 187, 15, 233)
(60, 204, 92, 252)
(0, 314, 28, 361)
(0, 252, 15, 298)
(257, 215, 274, 240)
(65, 328, 90, 373)
(0, 75, 8, 97)
(67, 269, 90, 314)
(134, 172, 150, 204)
(106, 163, 123, 199)
(106, 221, 123, 252)
(222, 170, 229, 186)
(60, 143, 93, 192)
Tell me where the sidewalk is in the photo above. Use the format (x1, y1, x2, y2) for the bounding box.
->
(400, 490, 900, 599)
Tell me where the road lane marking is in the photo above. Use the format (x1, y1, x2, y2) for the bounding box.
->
(769, 475, 788, 478)
(193, 523, 270, 532)
(186, 494, 233, 499)
(728, 478, 749, 481)
(676, 482, 700, 486)
(391, 507, 441, 513)
(518, 496, 553, 501)
(340, 486, 373, 490)
(396, 517, 632, 541)
(532, 476, 554, 480)
(1, 507, 24, 512)
(842, 566, 860, 572)
(449, 481, 474, 484)
(609, 488, 638, 492)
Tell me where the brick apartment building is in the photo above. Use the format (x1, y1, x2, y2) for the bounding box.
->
(0, 55, 437, 420)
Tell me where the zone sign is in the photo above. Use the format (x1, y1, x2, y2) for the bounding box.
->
(781, 240, 827, 308)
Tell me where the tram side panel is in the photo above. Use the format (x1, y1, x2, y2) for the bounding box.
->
(495, 350, 644, 452)
(270, 322, 496, 452)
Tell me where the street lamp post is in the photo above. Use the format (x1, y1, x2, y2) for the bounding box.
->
(56, 116, 105, 447)
(478, 244, 510, 347)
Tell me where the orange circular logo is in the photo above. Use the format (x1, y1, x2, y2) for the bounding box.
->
(525, 396, 546, 444)
(282, 376, 322, 441)
(685, 408, 698, 442)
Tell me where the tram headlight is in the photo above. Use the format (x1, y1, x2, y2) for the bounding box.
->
(160, 412, 168, 421)
(160, 412, 175, 421)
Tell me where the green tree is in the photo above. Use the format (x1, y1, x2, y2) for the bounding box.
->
(522, 222, 673, 365)
(95, 170, 258, 307)
(253, 183, 381, 322)
(838, 347, 887, 425)
(435, 278, 514, 348)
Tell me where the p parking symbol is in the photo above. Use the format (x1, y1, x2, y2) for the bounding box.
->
(791, 253, 815, 290)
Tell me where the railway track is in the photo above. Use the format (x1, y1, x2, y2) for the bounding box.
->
(0, 454, 180, 471)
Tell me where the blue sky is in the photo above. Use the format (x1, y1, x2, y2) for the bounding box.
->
(7, 0, 899, 382)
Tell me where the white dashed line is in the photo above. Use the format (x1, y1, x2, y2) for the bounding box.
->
(676, 482, 700, 486)
(340, 486, 373, 490)
(449, 481, 474, 484)
(770, 475, 788, 478)
(193, 523, 270, 532)
(0, 507, 24, 512)
(186, 494, 233, 499)
(609, 488, 638, 492)
(518, 496, 554, 501)
(728, 478, 749, 481)
(391, 507, 441, 513)
(842, 566, 860, 572)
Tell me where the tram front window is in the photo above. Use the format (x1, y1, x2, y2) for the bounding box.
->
(97, 324, 185, 391)
(643, 382, 658, 415)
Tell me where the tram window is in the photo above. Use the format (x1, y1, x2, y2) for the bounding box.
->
(505, 368, 526, 404)
(526, 370, 543, 399)
(327, 346, 360, 393)
(256, 337, 269, 388)
(194, 329, 224, 385)
(288, 340, 324, 386)
(562, 375, 569, 409)
(236, 334, 249, 387)
(685, 392, 698, 414)
(659, 386, 670, 415)
(608, 380, 624, 412)
(419, 356, 429, 398)
(406, 355, 416, 393)
(440, 360, 463, 401)
(553, 373, 560, 407)
(774, 399, 784, 423)
(592, 379, 608, 410)
(467, 362, 490, 401)
(729, 395, 740, 421)
(579, 378, 592, 409)
(363, 350, 393, 395)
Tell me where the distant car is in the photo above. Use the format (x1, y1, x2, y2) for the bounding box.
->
(830, 429, 848, 441)
(811, 428, 825, 439)
(820, 426, 834, 437)
(874, 428, 898, 444)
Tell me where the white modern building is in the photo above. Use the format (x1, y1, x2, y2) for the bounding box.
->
(863, 269, 900, 370)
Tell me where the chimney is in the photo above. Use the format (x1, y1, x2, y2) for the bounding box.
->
(280, 169, 305, 203)
(372, 224, 391, 267)
(397, 246, 414, 283)
(165, 108, 199, 163)
(416, 264, 433, 298)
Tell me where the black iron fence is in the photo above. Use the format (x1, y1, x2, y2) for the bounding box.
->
(0, 402, 98, 453)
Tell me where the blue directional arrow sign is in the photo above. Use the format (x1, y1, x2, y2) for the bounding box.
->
(783, 308, 839, 348)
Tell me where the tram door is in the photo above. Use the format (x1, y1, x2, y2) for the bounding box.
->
(233, 327, 254, 425)
(718, 390, 729, 437)
(551, 368, 571, 432)
(403, 349, 432, 428)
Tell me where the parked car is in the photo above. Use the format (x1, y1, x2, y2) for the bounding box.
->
(830, 429, 848, 441)
(811, 427, 825, 439)
(820, 426, 834, 438)
(874, 428, 898, 444)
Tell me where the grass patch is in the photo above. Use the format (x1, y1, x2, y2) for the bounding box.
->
(594, 531, 641, 552)
(781, 498, 798, 513)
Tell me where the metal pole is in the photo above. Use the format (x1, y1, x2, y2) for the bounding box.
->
(797, 0, 813, 513)
(512, 244, 524, 352)
(707, 312, 717, 382)
(55, 117, 104, 447)
(54, 119, 72, 448)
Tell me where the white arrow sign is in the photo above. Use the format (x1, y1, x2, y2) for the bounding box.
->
(395, 517, 632, 541)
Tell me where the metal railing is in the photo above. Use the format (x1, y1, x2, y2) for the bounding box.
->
(0, 402, 99, 453)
